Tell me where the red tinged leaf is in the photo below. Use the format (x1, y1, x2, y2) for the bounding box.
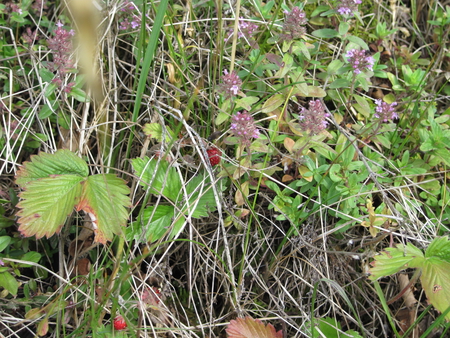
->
(17, 175, 84, 239)
(226, 317, 283, 338)
(15, 150, 131, 244)
(76, 174, 131, 244)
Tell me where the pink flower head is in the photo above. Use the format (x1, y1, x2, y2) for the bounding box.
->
(230, 111, 260, 145)
(337, 0, 362, 16)
(219, 69, 242, 98)
(119, 0, 141, 30)
(345, 49, 374, 74)
(374, 99, 398, 122)
(47, 21, 75, 92)
(225, 19, 258, 43)
(298, 100, 331, 135)
(281, 6, 307, 41)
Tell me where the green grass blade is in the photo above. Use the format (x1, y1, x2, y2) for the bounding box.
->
(125, 0, 169, 161)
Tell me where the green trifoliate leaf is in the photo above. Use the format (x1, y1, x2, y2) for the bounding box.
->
(368, 243, 425, 280)
(16, 175, 84, 239)
(16, 149, 88, 186)
(77, 174, 131, 244)
(132, 157, 182, 202)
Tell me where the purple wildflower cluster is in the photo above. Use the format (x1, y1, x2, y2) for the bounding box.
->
(298, 100, 331, 135)
(225, 19, 258, 43)
(22, 27, 40, 45)
(374, 99, 398, 122)
(337, 0, 362, 16)
(345, 49, 375, 74)
(47, 21, 75, 93)
(281, 6, 307, 41)
(219, 70, 242, 98)
(119, 0, 141, 30)
(230, 111, 260, 146)
(3, 2, 21, 14)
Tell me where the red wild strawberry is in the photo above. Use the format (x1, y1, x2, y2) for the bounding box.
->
(206, 147, 221, 166)
(113, 315, 127, 331)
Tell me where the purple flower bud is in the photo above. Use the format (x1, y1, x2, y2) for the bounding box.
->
(230, 111, 260, 145)
(374, 99, 398, 122)
(345, 49, 374, 74)
(298, 100, 331, 135)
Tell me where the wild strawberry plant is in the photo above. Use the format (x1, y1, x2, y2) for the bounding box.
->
(15, 149, 131, 244)
(370, 237, 450, 321)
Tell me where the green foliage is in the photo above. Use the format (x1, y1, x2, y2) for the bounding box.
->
(0, 235, 41, 296)
(304, 317, 363, 338)
(1, 0, 449, 335)
(130, 157, 222, 242)
(369, 237, 450, 321)
(15, 150, 131, 244)
(369, 22, 398, 39)
(419, 116, 450, 166)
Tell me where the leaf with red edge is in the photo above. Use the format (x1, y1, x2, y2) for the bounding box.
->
(16, 149, 88, 186)
(226, 317, 283, 338)
(76, 174, 131, 244)
(37, 317, 49, 336)
(16, 175, 84, 239)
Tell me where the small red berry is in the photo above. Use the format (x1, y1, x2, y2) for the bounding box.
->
(113, 315, 127, 331)
(206, 147, 221, 166)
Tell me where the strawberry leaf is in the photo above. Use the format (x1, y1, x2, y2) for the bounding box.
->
(16, 149, 88, 186)
(183, 175, 221, 218)
(130, 205, 185, 242)
(425, 236, 450, 261)
(226, 317, 283, 338)
(142, 123, 174, 142)
(16, 175, 84, 239)
(368, 243, 424, 281)
(76, 174, 131, 244)
(421, 237, 450, 320)
(132, 157, 182, 202)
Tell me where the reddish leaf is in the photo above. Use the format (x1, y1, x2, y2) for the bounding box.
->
(76, 174, 131, 244)
(15, 150, 130, 244)
(226, 317, 283, 338)
(37, 317, 49, 336)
